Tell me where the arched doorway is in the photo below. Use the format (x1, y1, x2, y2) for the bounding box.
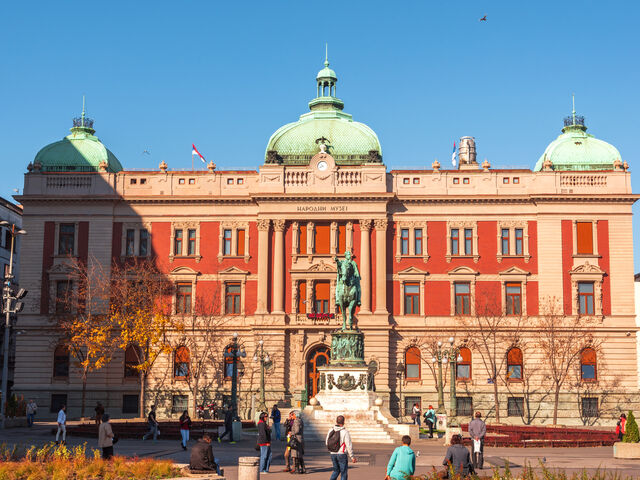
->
(306, 345, 330, 398)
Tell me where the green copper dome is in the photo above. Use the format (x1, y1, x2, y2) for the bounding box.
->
(265, 56, 382, 165)
(534, 111, 621, 172)
(33, 111, 123, 173)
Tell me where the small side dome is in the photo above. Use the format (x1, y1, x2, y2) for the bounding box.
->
(33, 107, 123, 173)
(534, 110, 622, 172)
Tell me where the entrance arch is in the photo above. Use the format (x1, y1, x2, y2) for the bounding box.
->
(306, 345, 330, 398)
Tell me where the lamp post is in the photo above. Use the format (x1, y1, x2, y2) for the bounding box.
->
(396, 362, 404, 419)
(431, 337, 463, 425)
(253, 339, 271, 413)
(0, 222, 27, 429)
(223, 332, 245, 419)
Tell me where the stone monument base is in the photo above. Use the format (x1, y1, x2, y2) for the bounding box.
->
(314, 365, 375, 411)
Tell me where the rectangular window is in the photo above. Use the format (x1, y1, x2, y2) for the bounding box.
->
(451, 228, 459, 255)
(139, 229, 149, 257)
(176, 283, 192, 314)
(404, 283, 420, 315)
(503, 177, 509, 184)
(174, 229, 183, 256)
(58, 223, 75, 255)
(337, 224, 346, 254)
(456, 397, 473, 417)
(55, 280, 73, 314)
(577, 221, 594, 255)
(515, 228, 523, 255)
(50, 394, 68, 413)
(125, 229, 135, 256)
(227, 178, 234, 185)
(299, 224, 307, 254)
(122, 395, 139, 415)
(314, 281, 330, 313)
(172, 395, 189, 414)
(414, 229, 423, 255)
(457, 364, 471, 381)
(464, 228, 473, 255)
(513, 177, 520, 184)
(505, 283, 522, 315)
(223, 229, 232, 255)
(581, 397, 598, 418)
(403, 178, 410, 184)
(237, 229, 245, 256)
(463, 177, 469, 184)
(501, 229, 510, 255)
(582, 363, 596, 381)
(187, 229, 196, 255)
(413, 178, 420, 184)
(298, 281, 307, 314)
(454, 283, 471, 315)
(315, 224, 331, 254)
(578, 282, 595, 315)
(453, 178, 460, 185)
(507, 397, 524, 417)
(225, 283, 241, 314)
(401, 229, 409, 255)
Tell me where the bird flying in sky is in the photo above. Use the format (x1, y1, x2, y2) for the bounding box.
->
(479, 15, 487, 21)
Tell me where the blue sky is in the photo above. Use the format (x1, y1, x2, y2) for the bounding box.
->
(1, 1, 639, 268)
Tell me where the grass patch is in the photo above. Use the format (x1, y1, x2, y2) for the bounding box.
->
(0, 443, 180, 480)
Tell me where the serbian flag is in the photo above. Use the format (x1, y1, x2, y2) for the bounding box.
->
(192, 144, 206, 163)
(451, 141, 457, 167)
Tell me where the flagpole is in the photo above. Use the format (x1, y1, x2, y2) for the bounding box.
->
(192, 153, 194, 171)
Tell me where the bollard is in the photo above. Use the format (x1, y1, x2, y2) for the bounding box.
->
(238, 456, 260, 480)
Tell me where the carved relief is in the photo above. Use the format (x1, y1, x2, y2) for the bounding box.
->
(256, 219, 271, 231)
(359, 219, 373, 231)
(273, 219, 286, 232)
(309, 261, 336, 272)
(374, 218, 388, 231)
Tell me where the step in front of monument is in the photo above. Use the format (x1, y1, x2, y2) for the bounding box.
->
(302, 413, 398, 444)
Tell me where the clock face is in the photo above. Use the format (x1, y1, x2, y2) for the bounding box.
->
(317, 161, 328, 171)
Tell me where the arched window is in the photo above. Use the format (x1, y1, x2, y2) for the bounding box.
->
(581, 347, 597, 381)
(174, 346, 190, 378)
(456, 347, 472, 381)
(124, 345, 141, 378)
(404, 347, 421, 380)
(53, 344, 69, 378)
(507, 347, 523, 381)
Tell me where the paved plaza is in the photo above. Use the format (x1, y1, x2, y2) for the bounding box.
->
(1, 422, 639, 479)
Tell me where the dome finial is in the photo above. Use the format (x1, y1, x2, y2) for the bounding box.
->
(81, 95, 86, 128)
(325, 43, 329, 67)
(572, 93, 576, 125)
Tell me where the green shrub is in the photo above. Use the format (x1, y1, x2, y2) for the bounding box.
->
(623, 410, 640, 443)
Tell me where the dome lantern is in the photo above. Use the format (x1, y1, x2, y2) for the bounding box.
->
(309, 45, 344, 112)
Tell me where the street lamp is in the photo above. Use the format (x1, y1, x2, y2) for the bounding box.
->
(431, 337, 463, 427)
(223, 332, 245, 419)
(253, 339, 271, 413)
(0, 222, 27, 429)
(395, 362, 404, 419)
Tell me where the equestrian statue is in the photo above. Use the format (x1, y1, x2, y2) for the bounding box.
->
(334, 250, 361, 330)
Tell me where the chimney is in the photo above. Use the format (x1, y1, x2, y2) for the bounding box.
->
(458, 136, 478, 170)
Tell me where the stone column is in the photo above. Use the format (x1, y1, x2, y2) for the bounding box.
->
(272, 219, 286, 314)
(359, 219, 372, 313)
(374, 218, 388, 314)
(256, 219, 270, 314)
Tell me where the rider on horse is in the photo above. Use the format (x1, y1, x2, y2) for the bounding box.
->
(334, 251, 362, 330)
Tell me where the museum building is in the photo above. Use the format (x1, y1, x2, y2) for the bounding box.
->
(12, 58, 639, 423)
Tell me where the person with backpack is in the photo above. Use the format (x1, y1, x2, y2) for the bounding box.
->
(423, 405, 436, 438)
(326, 415, 357, 480)
(385, 435, 416, 480)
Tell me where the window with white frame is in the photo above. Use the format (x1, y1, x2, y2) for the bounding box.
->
(170, 222, 201, 261)
(395, 267, 428, 316)
(218, 222, 250, 262)
(496, 221, 530, 262)
(55, 223, 78, 256)
(448, 266, 477, 315)
(499, 266, 530, 316)
(395, 222, 428, 262)
(570, 262, 604, 317)
(446, 222, 478, 262)
(219, 266, 249, 315)
(122, 224, 151, 258)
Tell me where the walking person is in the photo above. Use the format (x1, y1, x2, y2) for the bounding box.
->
(94, 402, 104, 425)
(423, 405, 436, 438)
(412, 403, 421, 426)
(142, 405, 159, 441)
(617, 413, 627, 441)
(270, 404, 282, 441)
(179, 410, 192, 450)
(326, 415, 357, 480)
(98, 413, 115, 459)
(283, 411, 295, 472)
(218, 406, 235, 443)
(257, 412, 272, 474)
(26, 399, 37, 428)
(385, 435, 416, 480)
(55, 404, 66, 445)
(290, 411, 305, 474)
(468, 411, 486, 470)
(442, 434, 473, 477)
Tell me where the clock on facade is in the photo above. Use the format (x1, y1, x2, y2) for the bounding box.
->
(317, 161, 328, 171)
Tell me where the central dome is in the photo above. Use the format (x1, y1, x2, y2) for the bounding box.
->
(265, 57, 382, 165)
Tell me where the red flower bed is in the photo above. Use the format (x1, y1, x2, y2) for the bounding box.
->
(460, 424, 617, 448)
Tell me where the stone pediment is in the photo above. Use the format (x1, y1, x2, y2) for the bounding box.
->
(397, 266, 429, 276)
(570, 261, 605, 275)
(47, 264, 73, 275)
(308, 261, 336, 272)
(499, 266, 530, 276)
(169, 266, 201, 276)
(218, 266, 249, 276)
(447, 266, 478, 275)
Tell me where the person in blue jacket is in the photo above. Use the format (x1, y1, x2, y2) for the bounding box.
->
(385, 435, 416, 480)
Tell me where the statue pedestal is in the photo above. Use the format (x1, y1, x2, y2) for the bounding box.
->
(315, 365, 375, 411)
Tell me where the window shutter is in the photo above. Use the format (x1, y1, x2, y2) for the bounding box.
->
(576, 222, 593, 254)
(237, 229, 245, 256)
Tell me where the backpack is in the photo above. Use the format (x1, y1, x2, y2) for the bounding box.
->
(327, 429, 341, 452)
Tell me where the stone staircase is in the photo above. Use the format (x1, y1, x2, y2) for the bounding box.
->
(301, 407, 402, 444)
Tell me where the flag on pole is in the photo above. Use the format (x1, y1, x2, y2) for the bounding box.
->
(451, 141, 457, 167)
(192, 144, 206, 163)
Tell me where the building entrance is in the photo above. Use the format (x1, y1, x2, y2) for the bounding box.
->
(306, 345, 330, 398)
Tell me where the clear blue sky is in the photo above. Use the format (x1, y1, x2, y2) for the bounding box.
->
(2, 1, 639, 268)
